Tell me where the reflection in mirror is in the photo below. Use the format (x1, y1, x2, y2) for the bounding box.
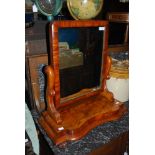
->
(58, 27, 105, 103)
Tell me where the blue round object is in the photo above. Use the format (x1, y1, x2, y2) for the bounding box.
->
(34, 0, 63, 21)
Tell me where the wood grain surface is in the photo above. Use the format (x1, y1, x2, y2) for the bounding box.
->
(38, 20, 127, 145)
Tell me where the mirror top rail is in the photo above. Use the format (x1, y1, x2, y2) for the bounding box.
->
(50, 20, 109, 28)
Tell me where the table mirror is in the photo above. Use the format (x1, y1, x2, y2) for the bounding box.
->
(38, 20, 127, 145)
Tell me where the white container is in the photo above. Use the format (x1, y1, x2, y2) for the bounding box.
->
(106, 59, 129, 102)
(106, 77, 129, 102)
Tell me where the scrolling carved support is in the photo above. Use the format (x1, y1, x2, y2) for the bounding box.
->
(102, 56, 114, 102)
(103, 56, 112, 89)
(44, 65, 62, 124)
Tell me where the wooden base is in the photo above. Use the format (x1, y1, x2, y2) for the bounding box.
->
(38, 92, 127, 145)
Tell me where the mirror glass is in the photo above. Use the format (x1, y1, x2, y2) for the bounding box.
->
(58, 27, 105, 103)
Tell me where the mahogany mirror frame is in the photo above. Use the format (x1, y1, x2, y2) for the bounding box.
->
(49, 20, 110, 109)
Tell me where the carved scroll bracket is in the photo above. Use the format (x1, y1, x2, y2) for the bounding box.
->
(44, 65, 62, 124)
(103, 56, 112, 90)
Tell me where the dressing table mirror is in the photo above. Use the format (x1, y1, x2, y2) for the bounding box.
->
(38, 20, 127, 145)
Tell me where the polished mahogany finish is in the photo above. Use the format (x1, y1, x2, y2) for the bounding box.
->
(45, 65, 62, 124)
(49, 20, 110, 109)
(38, 20, 127, 145)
